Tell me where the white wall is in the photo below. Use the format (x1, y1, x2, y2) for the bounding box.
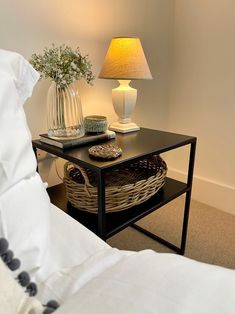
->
(168, 0, 235, 214)
(0, 0, 173, 186)
(0, 0, 146, 137)
(133, 0, 174, 130)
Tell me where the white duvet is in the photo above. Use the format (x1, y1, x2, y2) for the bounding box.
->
(37, 220, 235, 314)
(44, 249, 235, 314)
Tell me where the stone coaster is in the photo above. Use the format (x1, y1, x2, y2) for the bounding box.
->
(88, 143, 122, 160)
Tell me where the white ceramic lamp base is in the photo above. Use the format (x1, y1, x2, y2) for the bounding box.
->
(109, 80, 140, 133)
(109, 121, 140, 133)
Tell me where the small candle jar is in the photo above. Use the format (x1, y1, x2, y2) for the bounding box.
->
(84, 115, 108, 133)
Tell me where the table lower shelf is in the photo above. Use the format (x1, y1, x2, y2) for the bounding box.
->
(65, 177, 189, 239)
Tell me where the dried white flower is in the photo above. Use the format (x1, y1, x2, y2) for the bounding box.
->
(30, 44, 95, 88)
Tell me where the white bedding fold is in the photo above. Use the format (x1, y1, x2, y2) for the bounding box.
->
(53, 250, 235, 314)
(37, 248, 132, 304)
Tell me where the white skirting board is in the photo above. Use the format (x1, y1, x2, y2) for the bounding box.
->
(168, 169, 235, 216)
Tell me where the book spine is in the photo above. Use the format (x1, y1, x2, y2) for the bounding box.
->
(40, 137, 62, 148)
(63, 132, 115, 149)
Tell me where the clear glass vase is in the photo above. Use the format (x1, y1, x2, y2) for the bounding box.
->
(47, 81, 85, 139)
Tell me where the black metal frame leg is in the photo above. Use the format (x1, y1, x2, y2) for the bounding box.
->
(132, 224, 181, 253)
(132, 140, 197, 255)
(32, 145, 39, 172)
(179, 140, 196, 254)
(97, 169, 106, 240)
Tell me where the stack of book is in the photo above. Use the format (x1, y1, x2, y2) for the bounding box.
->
(39, 130, 116, 149)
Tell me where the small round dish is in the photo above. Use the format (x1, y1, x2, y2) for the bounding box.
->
(84, 115, 108, 133)
(88, 143, 122, 160)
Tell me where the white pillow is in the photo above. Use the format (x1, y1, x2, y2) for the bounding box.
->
(0, 49, 50, 272)
(0, 173, 51, 272)
(0, 49, 39, 195)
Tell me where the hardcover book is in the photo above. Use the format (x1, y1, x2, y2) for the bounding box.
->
(39, 130, 116, 149)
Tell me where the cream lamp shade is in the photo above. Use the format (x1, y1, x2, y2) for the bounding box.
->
(99, 37, 152, 80)
(99, 37, 152, 133)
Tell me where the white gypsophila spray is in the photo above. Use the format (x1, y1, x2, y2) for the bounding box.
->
(30, 44, 95, 88)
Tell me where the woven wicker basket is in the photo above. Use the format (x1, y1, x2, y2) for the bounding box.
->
(63, 155, 167, 213)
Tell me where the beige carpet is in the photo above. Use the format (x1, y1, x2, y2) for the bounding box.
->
(107, 196, 235, 269)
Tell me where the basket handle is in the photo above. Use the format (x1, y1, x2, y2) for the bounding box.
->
(64, 162, 93, 196)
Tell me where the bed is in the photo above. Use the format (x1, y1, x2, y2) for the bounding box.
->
(0, 49, 234, 314)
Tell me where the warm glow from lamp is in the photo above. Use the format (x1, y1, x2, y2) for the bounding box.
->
(99, 37, 152, 133)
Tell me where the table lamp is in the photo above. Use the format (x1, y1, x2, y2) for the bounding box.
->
(99, 37, 152, 133)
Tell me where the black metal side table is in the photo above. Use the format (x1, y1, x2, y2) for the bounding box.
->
(32, 128, 196, 255)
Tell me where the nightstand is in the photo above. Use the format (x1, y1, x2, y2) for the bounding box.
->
(33, 128, 196, 255)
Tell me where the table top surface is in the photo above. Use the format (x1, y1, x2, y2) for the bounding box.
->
(33, 128, 196, 171)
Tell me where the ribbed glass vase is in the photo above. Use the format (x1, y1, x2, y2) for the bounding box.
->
(47, 82, 85, 139)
